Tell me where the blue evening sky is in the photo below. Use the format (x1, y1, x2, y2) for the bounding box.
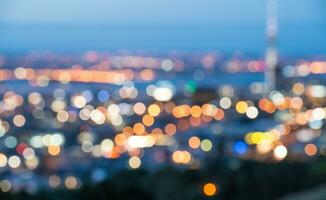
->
(0, 0, 325, 55)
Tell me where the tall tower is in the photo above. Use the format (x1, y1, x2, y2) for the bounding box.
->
(265, 0, 278, 93)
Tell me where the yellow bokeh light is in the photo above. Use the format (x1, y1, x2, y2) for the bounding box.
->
(236, 101, 248, 114)
(0, 153, 7, 167)
(172, 150, 191, 164)
(203, 183, 218, 196)
(148, 104, 160, 117)
(48, 145, 61, 156)
(190, 105, 202, 118)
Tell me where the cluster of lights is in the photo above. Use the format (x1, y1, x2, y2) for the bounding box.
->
(283, 61, 326, 77)
(0, 52, 324, 195)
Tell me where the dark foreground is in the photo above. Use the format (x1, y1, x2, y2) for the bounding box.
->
(2, 157, 326, 200)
